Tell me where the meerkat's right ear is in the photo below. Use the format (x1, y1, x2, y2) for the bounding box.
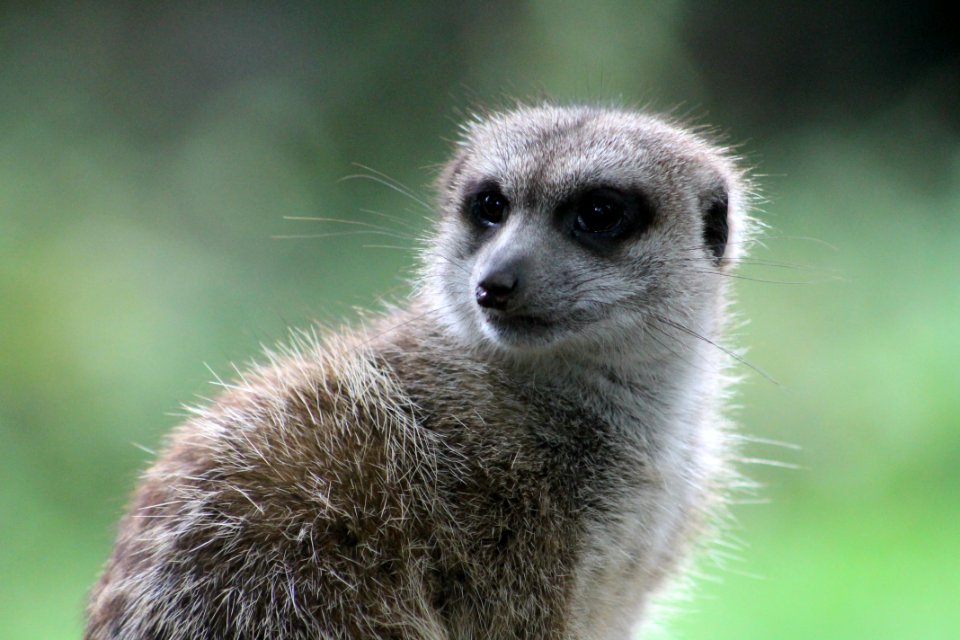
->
(434, 146, 467, 218)
(435, 149, 468, 209)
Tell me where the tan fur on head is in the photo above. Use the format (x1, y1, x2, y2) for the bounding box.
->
(87, 104, 755, 639)
(426, 104, 752, 362)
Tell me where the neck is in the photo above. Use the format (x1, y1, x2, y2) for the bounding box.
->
(393, 294, 720, 404)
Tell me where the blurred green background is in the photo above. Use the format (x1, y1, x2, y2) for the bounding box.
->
(2, 2, 957, 638)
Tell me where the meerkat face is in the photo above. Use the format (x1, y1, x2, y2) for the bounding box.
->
(424, 105, 747, 356)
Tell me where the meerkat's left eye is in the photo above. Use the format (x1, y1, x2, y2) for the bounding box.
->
(574, 190, 627, 234)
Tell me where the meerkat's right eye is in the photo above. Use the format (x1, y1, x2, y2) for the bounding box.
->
(470, 190, 509, 227)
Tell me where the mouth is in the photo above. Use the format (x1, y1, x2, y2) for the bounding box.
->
(484, 310, 554, 329)
(479, 309, 561, 347)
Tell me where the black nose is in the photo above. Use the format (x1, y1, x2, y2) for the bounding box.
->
(476, 270, 518, 310)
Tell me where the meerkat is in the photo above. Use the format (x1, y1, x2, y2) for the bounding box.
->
(85, 104, 754, 639)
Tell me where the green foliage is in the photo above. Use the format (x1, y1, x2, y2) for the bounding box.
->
(1, 3, 956, 638)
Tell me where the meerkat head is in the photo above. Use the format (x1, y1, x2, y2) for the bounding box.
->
(422, 104, 751, 359)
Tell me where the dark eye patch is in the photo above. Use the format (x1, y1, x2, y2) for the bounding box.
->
(574, 189, 627, 234)
(562, 186, 655, 249)
(462, 180, 509, 229)
(473, 191, 509, 227)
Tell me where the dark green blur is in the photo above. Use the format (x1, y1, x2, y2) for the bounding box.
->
(1, 2, 957, 638)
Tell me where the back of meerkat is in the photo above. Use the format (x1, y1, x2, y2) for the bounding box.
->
(86, 104, 753, 639)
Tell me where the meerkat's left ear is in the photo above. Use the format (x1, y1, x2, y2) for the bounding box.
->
(701, 186, 729, 265)
(698, 165, 749, 267)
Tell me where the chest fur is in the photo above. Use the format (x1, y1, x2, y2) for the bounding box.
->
(391, 347, 710, 637)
